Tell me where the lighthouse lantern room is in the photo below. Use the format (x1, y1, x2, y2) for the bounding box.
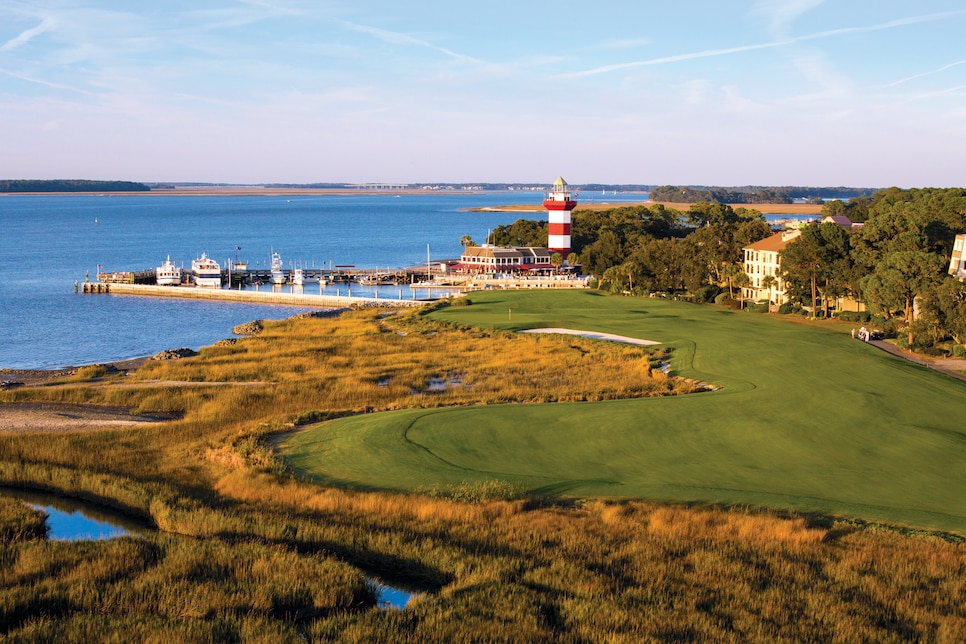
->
(543, 177, 577, 262)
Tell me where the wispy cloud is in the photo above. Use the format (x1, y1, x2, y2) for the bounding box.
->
(559, 9, 966, 79)
(559, 41, 786, 78)
(340, 20, 484, 65)
(882, 59, 966, 88)
(595, 38, 651, 51)
(0, 66, 94, 95)
(0, 16, 54, 52)
(754, 0, 827, 39)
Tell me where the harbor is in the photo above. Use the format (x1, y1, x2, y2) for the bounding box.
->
(80, 282, 427, 307)
(93, 265, 436, 288)
(82, 245, 590, 308)
(80, 272, 589, 307)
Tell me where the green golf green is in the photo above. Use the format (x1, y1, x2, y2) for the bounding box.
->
(283, 290, 966, 534)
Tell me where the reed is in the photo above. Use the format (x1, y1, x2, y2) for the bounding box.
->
(0, 300, 964, 639)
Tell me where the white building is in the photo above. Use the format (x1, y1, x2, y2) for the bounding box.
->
(457, 245, 554, 274)
(741, 230, 801, 305)
(950, 233, 966, 280)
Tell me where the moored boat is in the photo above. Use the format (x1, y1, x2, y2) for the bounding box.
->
(156, 255, 182, 286)
(191, 253, 222, 287)
(269, 252, 286, 284)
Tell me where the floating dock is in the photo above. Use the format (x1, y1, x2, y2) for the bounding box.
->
(81, 282, 428, 308)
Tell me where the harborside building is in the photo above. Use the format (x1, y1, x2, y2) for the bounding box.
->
(457, 245, 554, 274)
(741, 230, 801, 305)
(950, 233, 966, 280)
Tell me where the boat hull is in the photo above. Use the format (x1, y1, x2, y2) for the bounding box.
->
(193, 274, 222, 288)
(157, 274, 181, 286)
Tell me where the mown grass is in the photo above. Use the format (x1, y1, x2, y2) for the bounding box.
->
(0, 296, 964, 639)
(286, 290, 966, 534)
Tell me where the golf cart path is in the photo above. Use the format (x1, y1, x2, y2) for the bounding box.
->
(869, 340, 966, 383)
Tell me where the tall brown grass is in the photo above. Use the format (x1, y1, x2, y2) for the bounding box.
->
(0, 305, 963, 640)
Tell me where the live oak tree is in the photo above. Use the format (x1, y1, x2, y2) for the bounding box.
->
(849, 188, 966, 344)
(780, 222, 852, 318)
(860, 251, 947, 346)
(913, 278, 966, 347)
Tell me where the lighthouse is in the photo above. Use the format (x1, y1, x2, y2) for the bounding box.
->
(543, 176, 577, 261)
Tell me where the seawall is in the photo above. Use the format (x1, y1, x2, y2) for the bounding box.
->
(81, 282, 427, 308)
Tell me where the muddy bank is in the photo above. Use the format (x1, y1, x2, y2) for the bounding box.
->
(0, 402, 180, 434)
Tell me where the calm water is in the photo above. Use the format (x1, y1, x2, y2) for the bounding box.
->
(0, 488, 149, 540)
(0, 191, 805, 370)
(0, 487, 417, 608)
(4, 191, 645, 369)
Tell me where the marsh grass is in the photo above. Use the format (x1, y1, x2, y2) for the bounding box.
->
(0, 303, 964, 639)
(1, 533, 373, 639)
(0, 497, 47, 542)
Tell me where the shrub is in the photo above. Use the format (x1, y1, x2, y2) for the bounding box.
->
(692, 285, 720, 303)
(778, 303, 805, 315)
(835, 311, 872, 323)
(743, 301, 769, 314)
(294, 410, 331, 426)
(952, 344, 966, 358)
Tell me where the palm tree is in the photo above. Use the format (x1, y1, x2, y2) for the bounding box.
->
(550, 252, 564, 273)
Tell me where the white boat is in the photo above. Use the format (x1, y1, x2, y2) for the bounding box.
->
(293, 267, 304, 286)
(156, 255, 182, 286)
(191, 253, 222, 287)
(269, 252, 286, 284)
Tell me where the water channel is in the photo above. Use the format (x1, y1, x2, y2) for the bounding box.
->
(0, 487, 414, 609)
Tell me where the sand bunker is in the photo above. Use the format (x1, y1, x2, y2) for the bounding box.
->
(521, 328, 659, 345)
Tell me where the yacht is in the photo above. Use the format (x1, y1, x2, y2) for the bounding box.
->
(156, 256, 182, 286)
(191, 253, 222, 287)
(269, 252, 286, 284)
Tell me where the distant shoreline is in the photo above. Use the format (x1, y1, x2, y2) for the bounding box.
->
(464, 201, 825, 215)
(0, 188, 826, 215)
(0, 187, 482, 197)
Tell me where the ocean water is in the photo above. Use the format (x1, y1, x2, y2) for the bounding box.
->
(0, 191, 646, 370)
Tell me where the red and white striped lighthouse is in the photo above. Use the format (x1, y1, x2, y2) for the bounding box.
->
(543, 176, 577, 261)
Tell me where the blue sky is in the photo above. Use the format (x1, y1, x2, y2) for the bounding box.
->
(2, 1, 965, 187)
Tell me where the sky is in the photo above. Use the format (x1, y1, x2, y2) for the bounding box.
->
(1, 1, 966, 187)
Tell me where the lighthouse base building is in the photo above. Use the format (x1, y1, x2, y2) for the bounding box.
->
(452, 176, 580, 276)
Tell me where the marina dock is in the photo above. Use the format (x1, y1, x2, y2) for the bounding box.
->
(81, 282, 428, 308)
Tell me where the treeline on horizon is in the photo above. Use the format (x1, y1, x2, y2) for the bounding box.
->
(11, 179, 878, 198)
(264, 182, 879, 197)
(648, 185, 878, 204)
(0, 179, 150, 193)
